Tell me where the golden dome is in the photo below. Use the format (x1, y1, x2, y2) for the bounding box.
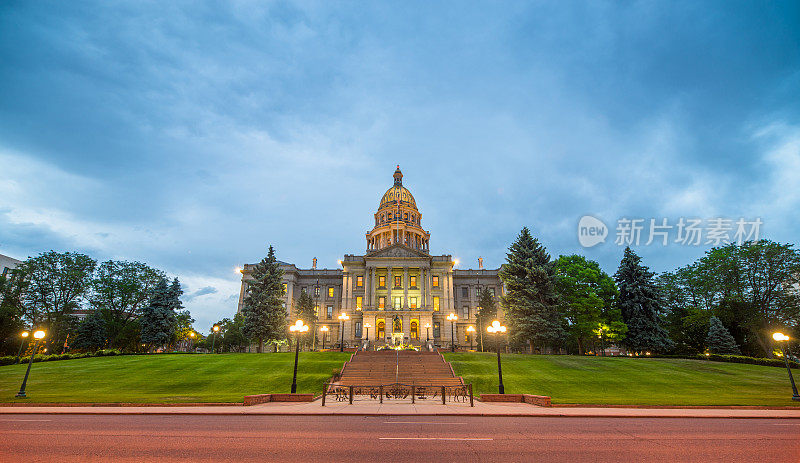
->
(378, 166, 417, 210)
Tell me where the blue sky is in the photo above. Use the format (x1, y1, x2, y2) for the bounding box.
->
(1, 1, 798, 332)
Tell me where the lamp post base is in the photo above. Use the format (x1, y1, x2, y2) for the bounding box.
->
(792, 395, 800, 402)
(15, 392, 26, 398)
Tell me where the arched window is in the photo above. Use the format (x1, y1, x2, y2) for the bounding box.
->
(388, 213, 392, 220)
(381, 214, 384, 223)
(411, 214, 415, 222)
(404, 213, 408, 221)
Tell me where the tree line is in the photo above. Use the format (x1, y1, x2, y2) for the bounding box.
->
(500, 227, 800, 358)
(0, 251, 195, 355)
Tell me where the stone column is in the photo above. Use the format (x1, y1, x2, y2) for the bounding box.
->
(370, 266, 376, 308)
(420, 268, 426, 309)
(403, 267, 409, 309)
(386, 266, 393, 309)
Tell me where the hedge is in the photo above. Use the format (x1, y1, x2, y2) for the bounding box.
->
(0, 349, 122, 366)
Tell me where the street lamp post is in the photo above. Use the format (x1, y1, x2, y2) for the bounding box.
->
(773, 332, 800, 401)
(189, 331, 196, 352)
(15, 331, 29, 364)
(364, 323, 372, 350)
(16, 330, 46, 398)
(337, 312, 349, 352)
(320, 326, 329, 351)
(447, 313, 458, 352)
(487, 320, 507, 394)
(289, 320, 309, 394)
(211, 325, 220, 354)
(424, 323, 431, 342)
(467, 326, 475, 351)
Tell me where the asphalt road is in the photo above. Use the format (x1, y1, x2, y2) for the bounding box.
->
(1, 415, 798, 462)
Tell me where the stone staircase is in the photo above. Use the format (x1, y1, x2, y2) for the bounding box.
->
(337, 350, 463, 386)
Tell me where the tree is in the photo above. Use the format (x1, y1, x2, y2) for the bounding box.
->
(476, 286, 497, 352)
(71, 310, 108, 351)
(139, 278, 177, 351)
(90, 260, 165, 348)
(614, 247, 673, 353)
(0, 270, 26, 355)
(15, 251, 97, 352)
(222, 313, 249, 352)
(242, 246, 287, 352)
(294, 290, 317, 349)
(554, 255, 622, 354)
(499, 227, 566, 353)
(705, 316, 740, 355)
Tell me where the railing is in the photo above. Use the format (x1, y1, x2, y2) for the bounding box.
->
(321, 383, 473, 407)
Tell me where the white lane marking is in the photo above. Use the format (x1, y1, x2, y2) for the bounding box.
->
(772, 423, 800, 425)
(0, 419, 53, 422)
(379, 437, 492, 440)
(384, 421, 468, 424)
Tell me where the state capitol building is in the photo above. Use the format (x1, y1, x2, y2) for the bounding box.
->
(237, 167, 503, 348)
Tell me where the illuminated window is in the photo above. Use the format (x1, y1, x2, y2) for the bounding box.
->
(328, 287, 334, 298)
(327, 306, 333, 319)
(393, 296, 402, 309)
(388, 213, 392, 220)
(379, 297, 385, 309)
(433, 322, 441, 338)
(432, 276, 439, 287)
(489, 287, 496, 297)
(282, 283, 287, 294)
(314, 287, 320, 297)
(356, 276, 363, 287)
(394, 276, 401, 288)
(409, 297, 417, 309)
(404, 213, 408, 221)
(356, 296, 362, 310)
(379, 276, 386, 288)
(433, 296, 439, 311)
(410, 275, 417, 288)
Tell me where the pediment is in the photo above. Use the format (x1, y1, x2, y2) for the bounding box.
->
(367, 244, 429, 259)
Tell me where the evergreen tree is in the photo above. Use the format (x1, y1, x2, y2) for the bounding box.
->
(705, 316, 740, 354)
(242, 245, 287, 352)
(294, 290, 318, 349)
(499, 227, 565, 352)
(71, 310, 108, 351)
(614, 247, 673, 353)
(476, 286, 497, 352)
(139, 278, 177, 351)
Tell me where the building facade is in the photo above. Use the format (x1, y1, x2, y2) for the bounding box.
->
(237, 167, 503, 348)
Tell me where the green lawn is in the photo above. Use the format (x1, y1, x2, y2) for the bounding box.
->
(0, 353, 350, 403)
(444, 353, 800, 406)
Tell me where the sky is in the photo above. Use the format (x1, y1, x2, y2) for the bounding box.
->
(1, 1, 798, 333)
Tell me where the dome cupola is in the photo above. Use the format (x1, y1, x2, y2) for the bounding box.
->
(366, 167, 430, 253)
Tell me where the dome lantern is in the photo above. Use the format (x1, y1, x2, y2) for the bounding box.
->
(393, 165, 403, 186)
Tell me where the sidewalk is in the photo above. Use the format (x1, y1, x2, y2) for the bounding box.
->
(1, 400, 800, 418)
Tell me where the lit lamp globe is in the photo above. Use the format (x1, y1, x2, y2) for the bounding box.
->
(320, 325, 329, 350)
(289, 320, 309, 393)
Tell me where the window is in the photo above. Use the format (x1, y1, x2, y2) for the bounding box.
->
(282, 283, 287, 295)
(404, 213, 408, 221)
(379, 276, 386, 288)
(356, 275, 363, 287)
(463, 306, 470, 319)
(394, 275, 402, 288)
(461, 286, 468, 298)
(314, 286, 320, 297)
(393, 296, 402, 309)
(433, 322, 441, 338)
(326, 305, 333, 319)
(410, 275, 417, 288)
(355, 321, 362, 338)
(489, 287, 496, 297)
(409, 297, 417, 309)
(433, 296, 440, 311)
(378, 297, 385, 309)
(328, 287, 334, 298)
(388, 212, 392, 220)
(356, 296, 363, 310)
(381, 214, 384, 223)
(432, 276, 439, 288)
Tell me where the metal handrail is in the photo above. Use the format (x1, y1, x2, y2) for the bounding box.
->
(321, 382, 473, 407)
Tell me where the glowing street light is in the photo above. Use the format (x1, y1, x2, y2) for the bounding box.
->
(15, 331, 30, 364)
(447, 313, 458, 352)
(289, 320, 309, 393)
(467, 325, 476, 351)
(487, 320, 507, 394)
(16, 330, 45, 399)
(320, 325, 329, 350)
(210, 325, 221, 354)
(337, 312, 349, 352)
(364, 323, 372, 350)
(424, 323, 431, 342)
(773, 332, 800, 401)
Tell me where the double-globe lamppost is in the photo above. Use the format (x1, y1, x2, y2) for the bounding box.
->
(424, 323, 431, 342)
(467, 325, 476, 351)
(15, 331, 30, 364)
(363, 323, 372, 350)
(447, 313, 458, 352)
(289, 320, 309, 394)
(773, 332, 800, 401)
(210, 325, 220, 354)
(16, 330, 46, 398)
(487, 320, 507, 394)
(337, 312, 349, 352)
(320, 325, 329, 351)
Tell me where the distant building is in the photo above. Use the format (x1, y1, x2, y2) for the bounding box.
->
(0, 253, 22, 278)
(238, 167, 504, 348)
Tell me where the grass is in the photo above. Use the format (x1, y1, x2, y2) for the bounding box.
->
(444, 353, 800, 406)
(0, 352, 350, 403)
